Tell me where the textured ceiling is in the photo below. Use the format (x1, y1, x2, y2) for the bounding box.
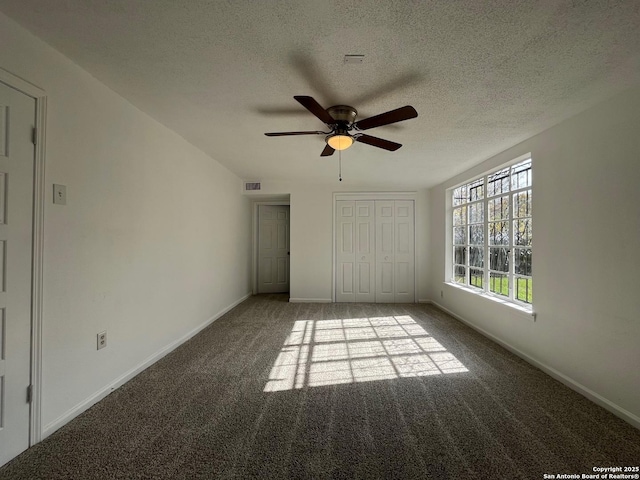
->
(1, 0, 640, 188)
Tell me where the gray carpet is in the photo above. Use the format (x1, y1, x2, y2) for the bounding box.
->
(1, 294, 639, 479)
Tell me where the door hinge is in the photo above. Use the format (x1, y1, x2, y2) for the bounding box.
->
(26, 384, 33, 403)
(32, 127, 37, 145)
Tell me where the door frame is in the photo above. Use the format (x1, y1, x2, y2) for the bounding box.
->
(252, 200, 290, 295)
(332, 192, 417, 303)
(0, 68, 47, 446)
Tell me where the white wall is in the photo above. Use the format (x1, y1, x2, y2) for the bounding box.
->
(248, 181, 430, 303)
(0, 12, 252, 436)
(428, 85, 640, 427)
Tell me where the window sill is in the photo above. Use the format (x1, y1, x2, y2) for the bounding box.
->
(444, 282, 536, 322)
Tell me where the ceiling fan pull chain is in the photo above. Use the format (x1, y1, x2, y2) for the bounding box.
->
(339, 149, 343, 182)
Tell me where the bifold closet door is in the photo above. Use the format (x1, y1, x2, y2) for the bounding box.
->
(337, 199, 414, 303)
(393, 200, 415, 303)
(355, 201, 375, 302)
(375, 201, 395, 303)
(375, 200, 415, 303)
(336, 201, 355, 302)
(335, 201, 375, 302)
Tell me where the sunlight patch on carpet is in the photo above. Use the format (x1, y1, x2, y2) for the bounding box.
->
(265, 315, 468, 392)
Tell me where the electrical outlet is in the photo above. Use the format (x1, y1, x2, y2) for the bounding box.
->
(97, 331, 107, 350)
(440, 290, 444, 298)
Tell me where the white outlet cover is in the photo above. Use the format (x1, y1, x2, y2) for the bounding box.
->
(97, 331, 107, 350)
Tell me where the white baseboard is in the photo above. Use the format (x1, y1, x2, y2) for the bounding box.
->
(288, 298, 332, 303)
(426, 300, 640, 430)
(42, 292, 252, 439)
(417, 299, 430, 304)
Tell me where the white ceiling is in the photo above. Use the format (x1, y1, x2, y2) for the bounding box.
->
(1, 1, 639, 188)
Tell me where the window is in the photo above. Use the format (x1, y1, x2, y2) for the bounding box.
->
(451, 158, 532, 306)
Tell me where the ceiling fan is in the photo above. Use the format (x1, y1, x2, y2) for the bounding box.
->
(264, 96, 418, 156)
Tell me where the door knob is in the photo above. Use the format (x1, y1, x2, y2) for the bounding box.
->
(361, 256, 365, 260)
(385, 256, 389, 261)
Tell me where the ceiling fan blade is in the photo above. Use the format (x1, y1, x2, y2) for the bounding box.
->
(353, 105, 418, 131)
(355, 134, 402, 151)
(321, 144, 335, 156)
(264, 130, 326, 136)
(294, 96, 335, 125)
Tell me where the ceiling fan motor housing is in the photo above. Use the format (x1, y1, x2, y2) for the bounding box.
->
(327, 105, 358, 126)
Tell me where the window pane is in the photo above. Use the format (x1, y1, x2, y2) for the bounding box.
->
(489, 221, 509, 245)
(488, 196, 509, 221)
(516, 277, 533, 304)
(469, 247, 483, 268)
(453, 206, 467, 226)
(468, 202, 484, 224)
(490, 272, 509, 297)
(514, 190, 532, 218)
(514, 219, 532, 246)
(511, 160, 532, 189)
(454, 266, 466, 284)
(451, 157, 532, 308)
(469, 225, 484, 245)
(489, 247, 509, 272)
(469, 179, 484, 201)
(487, 168, 510, 197)
(514, 248, 532, 276)
(470, 268, 483, 288)
(453, 185, 468, 206)
(454, 246, 466, 265)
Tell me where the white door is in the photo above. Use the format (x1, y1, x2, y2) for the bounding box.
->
(375, 201, 395, 303)
(394, 200, 415, 303)
(257, 205, 290, 294)
(335, 201, 355, 302)
(335, 201, 376, 303)
(0, 82, 35, 466)
(355, 201, 375, 302)
(336, 199, 415, 304)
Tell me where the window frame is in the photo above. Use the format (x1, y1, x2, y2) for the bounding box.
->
(449, 156, 533, 310)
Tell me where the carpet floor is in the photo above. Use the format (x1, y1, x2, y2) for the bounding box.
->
(1, 294, 639, 479)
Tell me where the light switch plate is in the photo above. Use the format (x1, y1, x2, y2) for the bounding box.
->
(53, 184, 66, 205)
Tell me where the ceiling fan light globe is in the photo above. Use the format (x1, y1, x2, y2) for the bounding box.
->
(327, 134, 353, 151)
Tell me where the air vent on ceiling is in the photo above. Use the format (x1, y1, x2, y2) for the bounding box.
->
(244, 181, 261, 191)
(344, 54, 364, 64)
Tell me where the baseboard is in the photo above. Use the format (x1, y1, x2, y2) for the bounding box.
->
(417, 299, 430, 304)
(288, 298, 332, 303)
(426, 300, 640, 430)
(42, 292, 252, 439)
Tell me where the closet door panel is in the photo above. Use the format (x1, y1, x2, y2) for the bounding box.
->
(355, 201, 375, 302)
(375, 201, 395, 303)
(394, 200, 415, 302)
(336, 198, 415, 304)
(336, 201, 356, 302)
